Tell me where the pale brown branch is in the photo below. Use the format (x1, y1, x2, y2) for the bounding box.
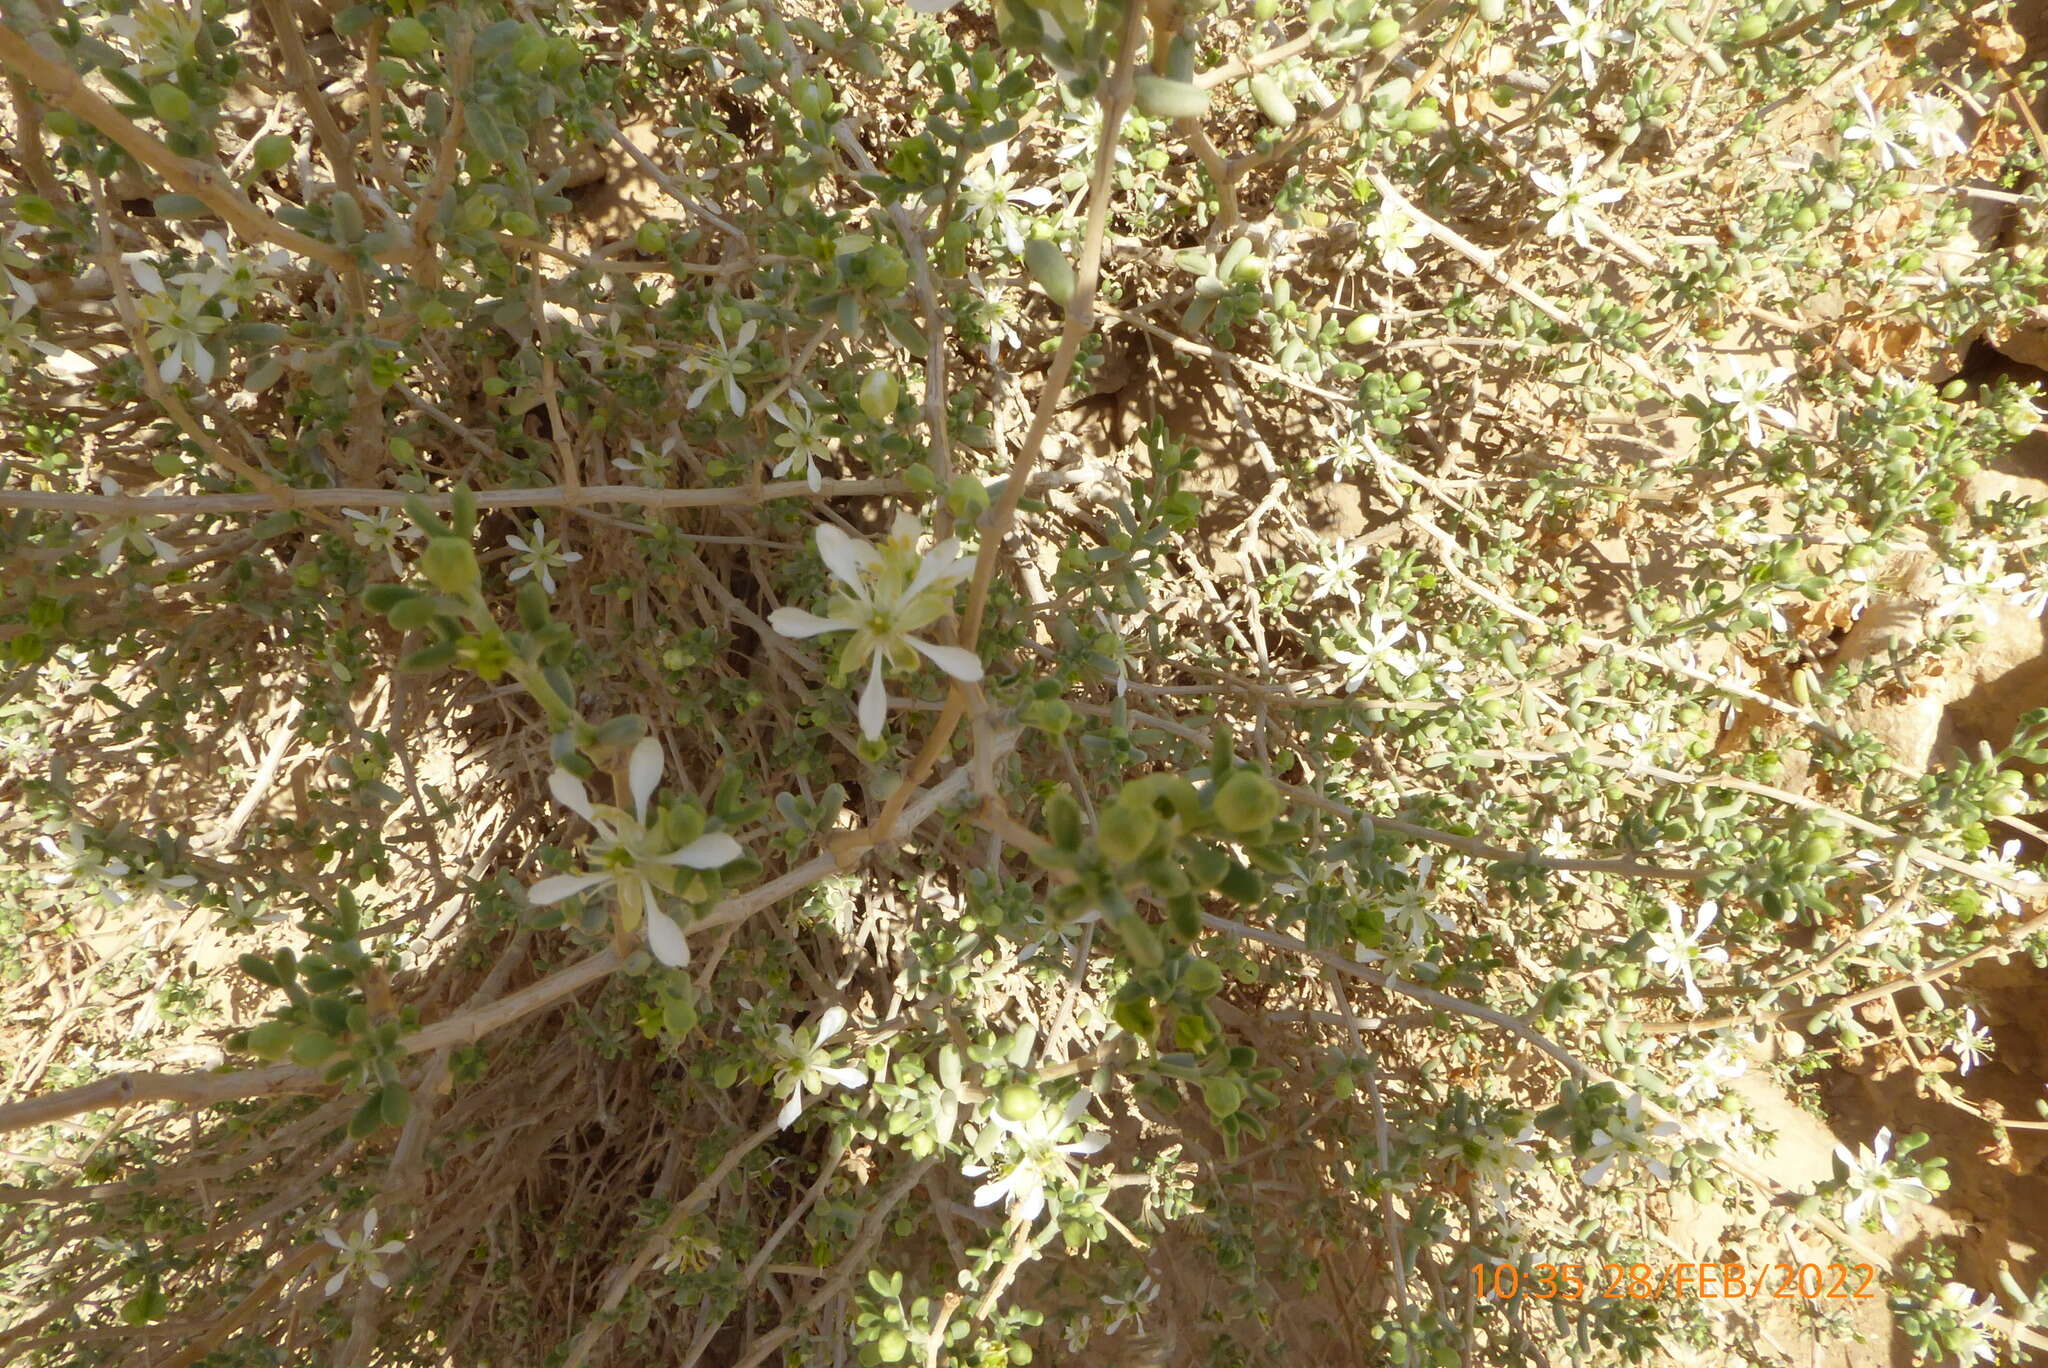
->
(0, 22, 350, 271)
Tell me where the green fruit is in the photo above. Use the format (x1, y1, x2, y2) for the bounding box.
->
(996, 1083, 1042, 1123)
(291, 1029, 338, 1065)
(1733, 13, 1768, 41)
(858, 243, 906, 293)
(499, 209, 539, 238)
(1254, 0, 1279, 16)
(1096, 801, 1161, 862)
(1791, 206, 1818, 232)
(1405, 104, 1442, 133)
(148, 84, 195, 123)
(245, 1020, 296, 1060)
(1213, 771, 1281, 832)
(858, 368, 900, 422)
(1133, 74, 1210, 120)
(1181, 958, 1224, 997)
(635, 219, 670, 254)
(387, 16, 433, 56)
(1344, 314, 1376, 345)
(1367, 16, 1402, 48)
(1250, 75, 1297, 127)
(1202, 1076, 1244, 1117)
(1024, 237, 1076, 306)
(252, 132, 294, 173)
(875, 1330, 909, 1364)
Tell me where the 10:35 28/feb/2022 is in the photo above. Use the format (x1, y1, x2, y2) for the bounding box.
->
(1469, 1261, 1882, 1301)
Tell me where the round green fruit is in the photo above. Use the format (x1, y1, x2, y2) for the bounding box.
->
(996, 1083, 1042, 1123)
(1212, 770, 1282, 833)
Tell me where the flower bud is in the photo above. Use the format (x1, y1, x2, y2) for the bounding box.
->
(419, 536, 479, 595)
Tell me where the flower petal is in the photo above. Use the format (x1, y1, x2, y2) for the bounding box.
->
(628, 736, 664, 822)
(768, 607, 847, 640)
(814, 524, 870, 590)
(908, 637, 984, 682)
(859, 651, 888, 739)
(777, 1090, 803, 1130)
(645, 907, 690, 967)
(527, 871, 611, 904)
(549, 769, 598, 823)
(816, 1005, 848, 1041)
(664, 831, 743, 869)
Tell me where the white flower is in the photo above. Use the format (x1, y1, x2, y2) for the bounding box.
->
(768, 1004, 869, 1129)
(128, 258, 224, 385)
(37, 826, 130, 890)
(1365, 194, 1428, 277)
(963, 1091, 1110, 1227)
(1528, 152, 1627, 249)
(525, 736, 745, 968)
(765, 395, 837, 492)
(965, 271, 1024, 365)
(504, 519, 582, 595)
(1537, 0, 1613, 85)
(1382, 854, 1454, 949)
(1931, 542, 2031, 622)
(1967, 838, 2045, 916)
(1670, 1038, 1748, 1104)
(651, 1229, 723, 1276)
(1949, 1008, 1992, 1076)
(1582, 1093, 1678, 1185)
(342, 508, 422, 577)
(768, 515, 984, 739)
(1329, 612, 1423, 692)
(1099, 1274, 1159, 1337)
(1709, 365, 1798, 446)
(1843, 86, 1918, 171)
(684, 307, 758, 415)
(1644, 899, 1730, 1011)
(1296, 536, 1374, 608)
(1928, 1281, 2000, 1365)
(1900, 92, 1968, 160)
(1833, 1126, 1933, 1234)
(1436, 1125, 1540, 1190)
(93, 476, 179, 567)
(131, 861, 198, 907)
(319, 1209, 404, 1296)
(955, 141, 1055, 257)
